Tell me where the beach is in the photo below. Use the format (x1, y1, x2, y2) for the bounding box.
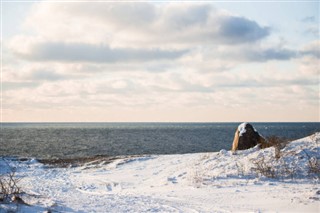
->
(1, 132, 319, 212)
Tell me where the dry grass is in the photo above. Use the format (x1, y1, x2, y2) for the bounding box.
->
(0, 163, 24, 204)
(307, 157, 320, 178)
(251, 157, 276, 178)
(302, 150, 320, 178)
(265, 135, 289, 159)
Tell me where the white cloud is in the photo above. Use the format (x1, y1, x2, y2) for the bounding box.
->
(11, 40, 187, 63)
(300, 40, 320, 58)
(296, 40, 320, 75)
(3, 2, 319, 121)
(18, 2, 269, 49)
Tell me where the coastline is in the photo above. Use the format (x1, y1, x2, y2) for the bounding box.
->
(1, 122, 319, 160)
(1, 132, 319, 212)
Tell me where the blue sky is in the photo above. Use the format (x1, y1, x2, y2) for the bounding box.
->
(1, 1, 319, 122)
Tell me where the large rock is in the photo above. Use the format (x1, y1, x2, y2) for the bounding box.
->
(232, 122, 266, 152)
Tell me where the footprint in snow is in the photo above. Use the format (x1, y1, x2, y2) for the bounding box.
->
(106, 182, 121, 192)
(153, 170, 163, 175)
(167, 177, 178, 184)
(77, 182, 121, 194)
(178, 172, 187, 177)
(106, 183, 112, 191)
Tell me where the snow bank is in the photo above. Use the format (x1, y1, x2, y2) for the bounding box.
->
(1, 133, 319, 212)
(237, 122, 248, 136)
(237, 122, 260, 137)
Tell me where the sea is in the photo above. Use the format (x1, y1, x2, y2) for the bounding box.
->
(0, 122, 319, 160)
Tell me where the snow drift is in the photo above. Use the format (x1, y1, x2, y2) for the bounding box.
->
(0, 132, 319, 212)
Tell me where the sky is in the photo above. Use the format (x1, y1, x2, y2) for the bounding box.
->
(1, 0, 319, 122)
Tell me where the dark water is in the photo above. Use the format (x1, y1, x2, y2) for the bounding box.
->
(0, 122, 319, 159)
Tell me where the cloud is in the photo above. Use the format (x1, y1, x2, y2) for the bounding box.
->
(297, 41, 320, 75)
(301, 16, 316, 23)
(305, 26, 319, 37)
(2, 82, 40, 91)
(300, 16, 318, 37)
(216, 16, 269, 44)
(21, 2, 270, 48)
(298, 56, 319, 75)
(299, 40, 320, 58)
(159, 3, 211, 30)
(13, 41, 187, 63)
(72, 2, 157, 29)
(200, 45, 297, 63)
(28, 70, 66, 81)
(2, 62, 78, 84)
(245, 47, 297, 61)
(3, 2, 318, 122)
(4, 69, 317, 112)
(8, 2, 276, 66)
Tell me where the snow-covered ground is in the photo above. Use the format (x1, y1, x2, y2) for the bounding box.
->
(1, 133, 319, 212)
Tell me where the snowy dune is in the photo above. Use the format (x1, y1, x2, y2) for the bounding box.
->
(1, 133, 319, 212)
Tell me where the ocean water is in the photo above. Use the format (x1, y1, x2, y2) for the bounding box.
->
(0, 122, 319, 159)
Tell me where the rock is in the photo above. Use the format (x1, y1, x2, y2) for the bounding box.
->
(232, 123, 267, 152)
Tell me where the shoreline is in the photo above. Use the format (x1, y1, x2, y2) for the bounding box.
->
(1, 154, 154, 168)
(37, 155, 147, 168)
(2, 123, 319, 160)
(0, 132, 319, 212)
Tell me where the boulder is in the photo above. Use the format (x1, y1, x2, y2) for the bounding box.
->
(232, 122, 266, 152)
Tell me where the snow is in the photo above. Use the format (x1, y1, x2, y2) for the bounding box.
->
(1, 133, 320, 212)
(238, 122, 248, 136)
